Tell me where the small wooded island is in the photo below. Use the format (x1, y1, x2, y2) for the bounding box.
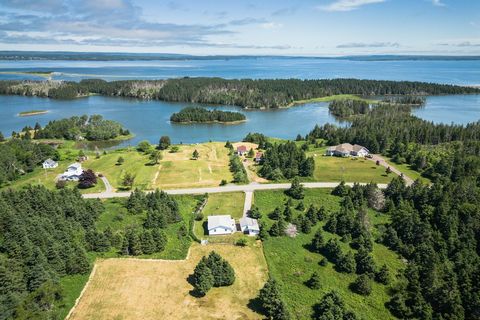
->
(18, 110, 48, 117)
(170, 107, 246, 124)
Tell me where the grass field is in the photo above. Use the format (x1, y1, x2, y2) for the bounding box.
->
(383, 158, 430, 184)
(289, 94, 379, 107)
(305, 147, 395, 184)
(153, 142, 232, 189)
(194, 192, 245, 238)
(67, 242, 268, 320)
(254, 189, 404, 320)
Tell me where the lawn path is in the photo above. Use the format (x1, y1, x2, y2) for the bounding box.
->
(243, 191, 253, 218)
(368, 155, 414, 185)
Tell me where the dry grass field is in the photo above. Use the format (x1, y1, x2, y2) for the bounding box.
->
(68, 243, 268, 320)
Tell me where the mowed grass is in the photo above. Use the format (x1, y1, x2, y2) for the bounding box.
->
(194, 192, 245, 238)
(4, 161, 105, 194)
(83, 148, 156, 191)
(383, 158, 430, 184)
(307, 147, 395, 184)
(68, 242, 269, 320)
(289, 94, 379, 107)
(154, 142, 232, 189)
(96, 194, 201, 260)
(254, 189, 404, 320)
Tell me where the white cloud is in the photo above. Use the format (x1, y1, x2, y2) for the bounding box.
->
(337, 41, 399, 48)
(261, 22, 283, 29)
(318, 0, 385, 12)
(431, 0, 446, 7)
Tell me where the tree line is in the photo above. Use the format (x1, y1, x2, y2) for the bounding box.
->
(328, 99, 370, 118)
(170, 107, 246, 123)
(1, 78, 477, 109)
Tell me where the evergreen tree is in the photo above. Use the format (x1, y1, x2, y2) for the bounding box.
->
(192, 149, 199, 160)
(311, 229, 325, 253)
(258, 278, 291, 320)
(286, 177, 304, 199)
(313, 291, 358, 320)
(351, 274, 372, 296)
(336, 252, 356, 274)
(307, 272, 322, 290)
(375, 264, 390, 285)
(192, 258, 214, 296)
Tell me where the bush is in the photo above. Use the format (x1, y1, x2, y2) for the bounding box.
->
(236, 238, 247, 247)
(319, 258, 328, 266)
(306, 272, 321, 289)
(55, 179, 67, 189)
(195, 213, 204, 221)
(351, 274, 372, 296)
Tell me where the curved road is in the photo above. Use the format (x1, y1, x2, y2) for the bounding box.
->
(82, 181, 389, 199)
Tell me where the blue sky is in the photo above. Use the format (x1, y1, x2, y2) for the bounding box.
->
(0, 0, 479, 55)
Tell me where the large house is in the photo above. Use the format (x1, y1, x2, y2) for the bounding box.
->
(208, 215, 236, 235)
(42, 158, 58, 169)
(239, 217, 260, 236)
(60, 163, 83, 181)
(326, 143, 370, 157)
(236, 145, 248, 156)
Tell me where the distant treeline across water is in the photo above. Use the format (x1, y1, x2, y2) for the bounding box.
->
(0, 78, 478, 109)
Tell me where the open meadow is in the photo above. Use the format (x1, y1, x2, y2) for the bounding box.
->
(254, 189, 404, 319)
(67, 242, 268, 320)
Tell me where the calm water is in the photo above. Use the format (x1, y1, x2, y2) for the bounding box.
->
(0, 94, 478, 145)
(1, 58, 479, 85)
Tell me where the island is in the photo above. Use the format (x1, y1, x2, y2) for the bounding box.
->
(170, 107, 246, 124)
(18, 110, 49, 117)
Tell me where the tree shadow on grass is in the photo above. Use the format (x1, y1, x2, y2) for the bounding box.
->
(186, 274, 205, 298)
(247, 297, 266, 316)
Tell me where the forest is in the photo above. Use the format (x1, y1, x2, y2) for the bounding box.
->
(328, 99, 370, 118)
(170, 107, 246, 123)
(0, 187, 187, 319)
(34, 115, 130, 141)
(0, 78, 478, 108)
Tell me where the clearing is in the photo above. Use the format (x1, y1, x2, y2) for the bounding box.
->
(254, 189, 404, 319)
(67, 242, 268, 320)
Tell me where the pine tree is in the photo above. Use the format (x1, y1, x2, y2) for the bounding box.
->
(192, 258, 214, 296)
(336, 252, 356, 274)
(158, 136, 171, 150)
(192, 149, 199, 159)
(351, 274, 372, 296)
(375, 264, 390, 285)
(283, 205, 293, 222)
(311, 229, 324, 253)
(286, 177, 304, 199)
(307, 272, 322, 289)
(258, 278, 291, 320)
(0, 131, 4, 142)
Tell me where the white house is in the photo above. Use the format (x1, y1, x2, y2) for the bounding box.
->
(239, 217, 260, 236)
(326, 143, 369, 157)
(42, 158, 58, 169)
(208, 215, 236, 235)
(60, 163, 83, 181)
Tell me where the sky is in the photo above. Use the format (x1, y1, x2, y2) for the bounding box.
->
(0, 0, 479, 56)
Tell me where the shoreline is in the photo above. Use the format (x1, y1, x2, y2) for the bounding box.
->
(170, 119, 247, 125)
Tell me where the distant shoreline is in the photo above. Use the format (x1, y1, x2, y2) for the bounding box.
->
(171, 119, 246, 125)
(18, 110, 48, 116)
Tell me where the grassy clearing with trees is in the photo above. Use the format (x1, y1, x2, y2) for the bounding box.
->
(68, 243, 268, 320)
(254, 188, 404, 319)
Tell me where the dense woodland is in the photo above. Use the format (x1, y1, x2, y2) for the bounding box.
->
(170, 107, 246, 123)
(259, 141, 315, 180)
(0, 187, 187, 319)
(34, 115, 129, 141)
(328, 99, 370, 118)
(0, 78, 477, 108)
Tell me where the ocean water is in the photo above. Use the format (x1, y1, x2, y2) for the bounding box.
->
(0, 57, 479, 85)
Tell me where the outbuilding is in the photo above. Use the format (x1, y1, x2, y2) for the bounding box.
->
(239, 217, 260, 236)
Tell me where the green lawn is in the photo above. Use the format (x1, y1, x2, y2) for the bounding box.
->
(289, 94, 379, 107)
(57, 273, 91, 319)
(383, 158, 430, 184)
(83, 148, 157, 191)
(193, 192, 245, 238)
(306, 147, 395, 184)
(254, 189, 404, 320)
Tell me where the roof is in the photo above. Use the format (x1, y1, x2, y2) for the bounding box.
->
(43, 158, 57, 165)
(255, 152, 263, 158)
(328, 143, 369, 154)
(237, 145, 247, 152)
(68, 162, 82, 169)
(208, 215, 235, 230)
(239, 217, 260, 231)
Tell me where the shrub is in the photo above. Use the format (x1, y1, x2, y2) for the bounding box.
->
(351, 274, 372, 296)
